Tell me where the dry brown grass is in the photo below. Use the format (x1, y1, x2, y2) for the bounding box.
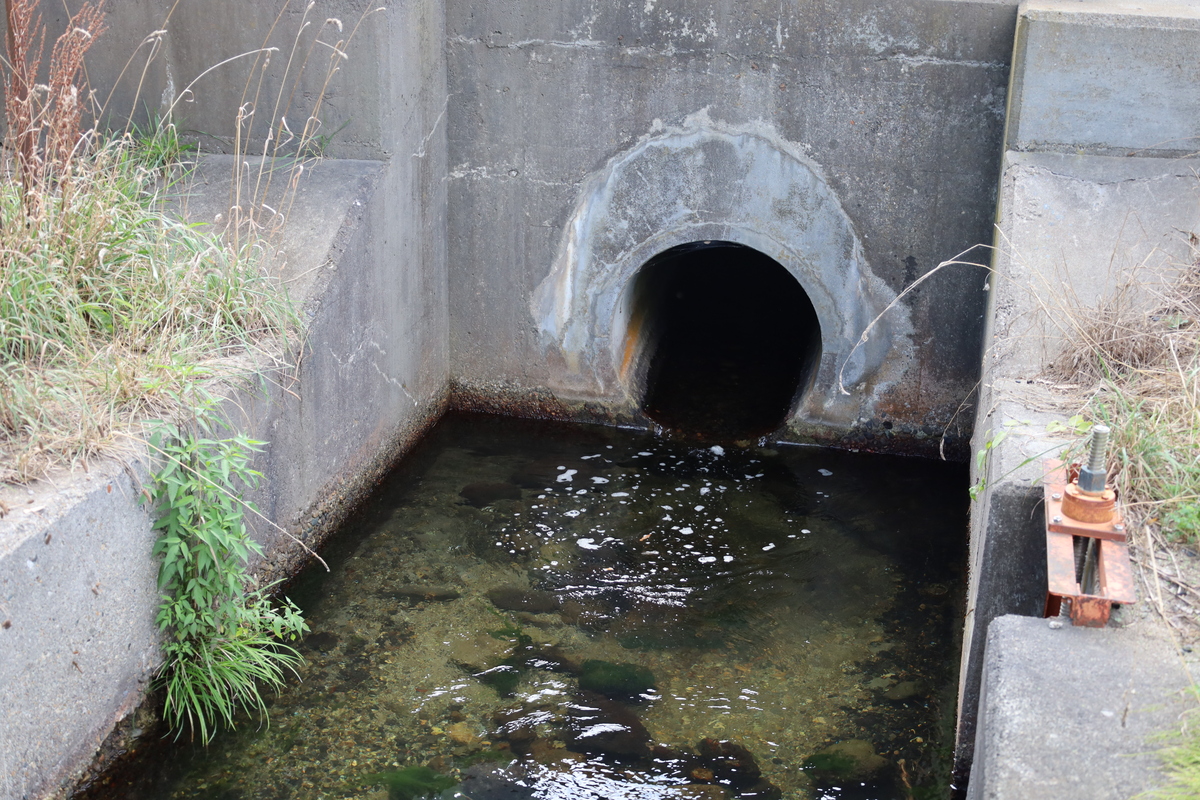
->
(0, 0, 383, 485)
(1044, 250, 1200, 544)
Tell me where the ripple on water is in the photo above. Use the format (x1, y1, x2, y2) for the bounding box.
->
(82, 413, 967, 800)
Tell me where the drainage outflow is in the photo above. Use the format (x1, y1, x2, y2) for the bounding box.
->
(624, 241, 821, 440)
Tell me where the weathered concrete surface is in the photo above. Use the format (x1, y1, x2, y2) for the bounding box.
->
(1, 0, 398, 160)
(967, 614, 1196, 800)
(530, 111, 912, 431)
(960, 154, 1200, 785)
(446, 0, 1019, 456)
(0, 2, 449, 796)
(960, 0, 1200, 791)
(988, 151, 1200, 381)
(1007, 1, 1200, 157)
(957, 390, 1075, 779)
(0, 460, 158, 800)
(0, 157, 445, 800)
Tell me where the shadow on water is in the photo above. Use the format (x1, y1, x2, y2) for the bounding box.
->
(77, 413, 967, 800)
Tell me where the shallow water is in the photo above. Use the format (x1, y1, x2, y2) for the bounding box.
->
(85, 413, 967, 800)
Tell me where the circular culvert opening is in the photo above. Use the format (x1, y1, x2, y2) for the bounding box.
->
(626, 241, 822, 441)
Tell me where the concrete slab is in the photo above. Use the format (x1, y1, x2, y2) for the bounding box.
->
(968, 614, 1196, 800)
(1008, 1, 1200, 156)
(989, 151, 1200, 380)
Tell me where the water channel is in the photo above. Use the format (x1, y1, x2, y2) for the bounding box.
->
(83, 412, 967, 800)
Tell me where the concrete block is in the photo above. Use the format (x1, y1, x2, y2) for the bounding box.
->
(956, 389, 1077, 776)
(0, 460, 157, 800)
(988, 151, 1200, 380)
(968, 614, 1195, 800)
(1008, 1, 1200, 155)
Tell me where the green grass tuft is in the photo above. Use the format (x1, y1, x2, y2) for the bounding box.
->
(0, 129, 297, 483)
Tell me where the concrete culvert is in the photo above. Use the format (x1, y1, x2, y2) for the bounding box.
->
(628, 241, 821, 440)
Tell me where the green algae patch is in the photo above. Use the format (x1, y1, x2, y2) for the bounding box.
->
(578, 659, 656, 699)
(361, 765, 457, 800)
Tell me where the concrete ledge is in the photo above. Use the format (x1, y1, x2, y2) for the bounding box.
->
(968, 614, 1195, 800)
(1008, 1, 1200, 156)
(0, 156, 449, 800)
(960, 2, 1200, 788)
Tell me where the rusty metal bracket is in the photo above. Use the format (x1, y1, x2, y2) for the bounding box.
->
(1043, 459, 1136, 627)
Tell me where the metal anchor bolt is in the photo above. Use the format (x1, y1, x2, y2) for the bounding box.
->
(1078, 425, 1110, 495)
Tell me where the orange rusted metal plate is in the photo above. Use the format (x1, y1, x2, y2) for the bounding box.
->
(1071, 595, 1113, 627)
(1042, 460, 1137, 627)
(1043, 460, 1126, 542)
(1046, 530, 1079, 596)
(1097, 538, 1136, 605)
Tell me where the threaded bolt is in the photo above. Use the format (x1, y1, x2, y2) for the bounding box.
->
(1078, 425, 1111, 494)
(1088, 425, 1111, 472)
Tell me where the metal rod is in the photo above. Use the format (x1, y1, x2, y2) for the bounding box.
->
(1078, 425, 1111, 494)
(1088, 426, 1110, 473)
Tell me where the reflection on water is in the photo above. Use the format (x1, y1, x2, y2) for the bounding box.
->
(81, 413, 967, 800)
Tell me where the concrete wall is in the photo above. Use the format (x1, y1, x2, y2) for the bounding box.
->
(444, 0, 1019, 455)
(14, 0, 1200, 796)
(960, 1, 1200, 792)
(0, 3, 450, 798)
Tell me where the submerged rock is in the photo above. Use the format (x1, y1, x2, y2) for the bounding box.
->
(360, 765, 456, 800)
(578, 659, 656, 699)
(696, 739, 762, 788)
(803, 739, 890, 781)
(883, 680, 925, 702)
(487, 586, 560, 613)
(475, 664, 522, 697)
(520, 644, 581, 675)
(447, 721, 482, 746)
(302, 631, 339, 653)
(448, 632, 516, 673)
(563, 690, 651, 759)
(460, 481, 523, 507)
(391, 585, 462, 602)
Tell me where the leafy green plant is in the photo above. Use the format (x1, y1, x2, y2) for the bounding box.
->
(146, 414, 307, 743)
(968, 420, 1025, 501)
(968, 416, 1096, 502)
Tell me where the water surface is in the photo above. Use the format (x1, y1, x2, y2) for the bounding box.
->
(85, 413, 967, 800)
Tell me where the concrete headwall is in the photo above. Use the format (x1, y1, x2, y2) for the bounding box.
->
(445, 0, 1019, 454)
(0, 3, 450, 798)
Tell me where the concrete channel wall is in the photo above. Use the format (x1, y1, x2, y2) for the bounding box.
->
(0, 3, 449, 798)
(445, 0, 1019, 456)
(961, 3, 1200, 797)
(4, 0, 1199, 798)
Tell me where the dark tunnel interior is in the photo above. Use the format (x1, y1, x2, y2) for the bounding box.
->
(630, 241, 822, 441)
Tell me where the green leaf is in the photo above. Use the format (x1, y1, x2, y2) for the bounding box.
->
(148, 417, 305, 744)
